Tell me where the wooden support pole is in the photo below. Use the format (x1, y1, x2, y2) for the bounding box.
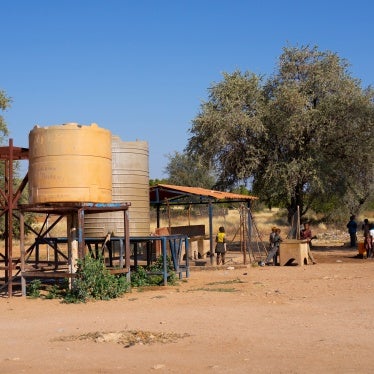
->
(20, 212, 26, 296)
(208, 201, 214, 265)
(67, 214, 78, 287)
(125, 210, 130, 276)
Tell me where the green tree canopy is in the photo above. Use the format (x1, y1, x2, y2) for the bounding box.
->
(187, 45, 374, 221)
(149, 178, 169, 186)
(0, 89, 11, 139)
(164, 151, 216, 188)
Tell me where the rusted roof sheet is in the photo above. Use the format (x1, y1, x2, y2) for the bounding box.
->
(150, 183, 258, 203)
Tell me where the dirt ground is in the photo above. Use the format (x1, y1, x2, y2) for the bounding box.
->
(1, 244, 373, 374)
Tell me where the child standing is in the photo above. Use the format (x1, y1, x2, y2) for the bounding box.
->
(300, 222, 317, 264)
(268, 226, 277, 264)
(265, 228, 282, 265)
(362, 219, 372, 258)
(367, 223, 374, 259)
(215, 226, 226, 265)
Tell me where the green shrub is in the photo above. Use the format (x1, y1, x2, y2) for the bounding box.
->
(27, 279, 42, 298)
(45, 284, 63, 299)
(130, 265, 150, 287)
(63, 255, 130, 303)
(25, 254, 176, 301)
(131, 255, 177, 287)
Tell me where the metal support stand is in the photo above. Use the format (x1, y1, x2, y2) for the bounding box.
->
(0, 139, 29, 297)
(19, 202, 131, 296)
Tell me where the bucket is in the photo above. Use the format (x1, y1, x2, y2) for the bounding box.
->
(358, 242, 366, 255)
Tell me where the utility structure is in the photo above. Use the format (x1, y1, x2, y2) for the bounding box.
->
(18, 201, 131, 296)
(0, 137, 189, 297)
(0, 139, 132, 297)
(0, 139, 29, 296)
(150, 184, 260, 265)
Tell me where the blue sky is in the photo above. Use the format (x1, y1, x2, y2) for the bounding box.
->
(1, 0, 373, 179)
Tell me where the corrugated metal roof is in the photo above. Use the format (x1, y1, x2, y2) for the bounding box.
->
(150, 183, 258, 203)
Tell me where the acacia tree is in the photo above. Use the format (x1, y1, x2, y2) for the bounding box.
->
(0, 89, 36, 236)
(187, 71, 267, 187)
(0, 89, 11, 179)
(0, 89, 11, 138)
(0, 89, 17, 236)
(164, 151, 216, 188)
(187, 45, 374, 222)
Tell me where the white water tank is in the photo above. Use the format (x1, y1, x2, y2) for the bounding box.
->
(84, 136, 150, 237)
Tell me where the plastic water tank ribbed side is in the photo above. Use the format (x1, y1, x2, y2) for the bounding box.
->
(84, 136, 150, 237)
(28, 123, 112, 203)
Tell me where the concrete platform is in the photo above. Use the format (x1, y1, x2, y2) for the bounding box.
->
(279, 239, 309, 266)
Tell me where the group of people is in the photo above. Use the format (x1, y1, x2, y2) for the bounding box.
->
(214, 223, 317, 266)
(347, 215, 374, 258)
(264, 222, 317, 265)
(214, 215, 374, 266)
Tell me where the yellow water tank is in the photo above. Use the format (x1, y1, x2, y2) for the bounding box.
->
(28, 123, 112, 203)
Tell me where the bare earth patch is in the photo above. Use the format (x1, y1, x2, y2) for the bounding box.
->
(0, 245, 373, 373)
(54, 329, 190, 348)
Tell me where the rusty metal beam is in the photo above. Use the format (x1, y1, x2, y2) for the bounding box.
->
(0, 139, 29, 297)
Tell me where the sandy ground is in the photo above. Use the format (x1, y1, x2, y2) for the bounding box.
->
(1, 245, 373, 374)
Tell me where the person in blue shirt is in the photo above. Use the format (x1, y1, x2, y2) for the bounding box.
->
(346, 215, 358, 247)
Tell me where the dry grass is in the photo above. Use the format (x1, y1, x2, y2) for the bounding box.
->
(23, 207, 355, 241)
(150, 206, 370, 244)
(151, 206, 290, 241)
(53, 329, 190, 348)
